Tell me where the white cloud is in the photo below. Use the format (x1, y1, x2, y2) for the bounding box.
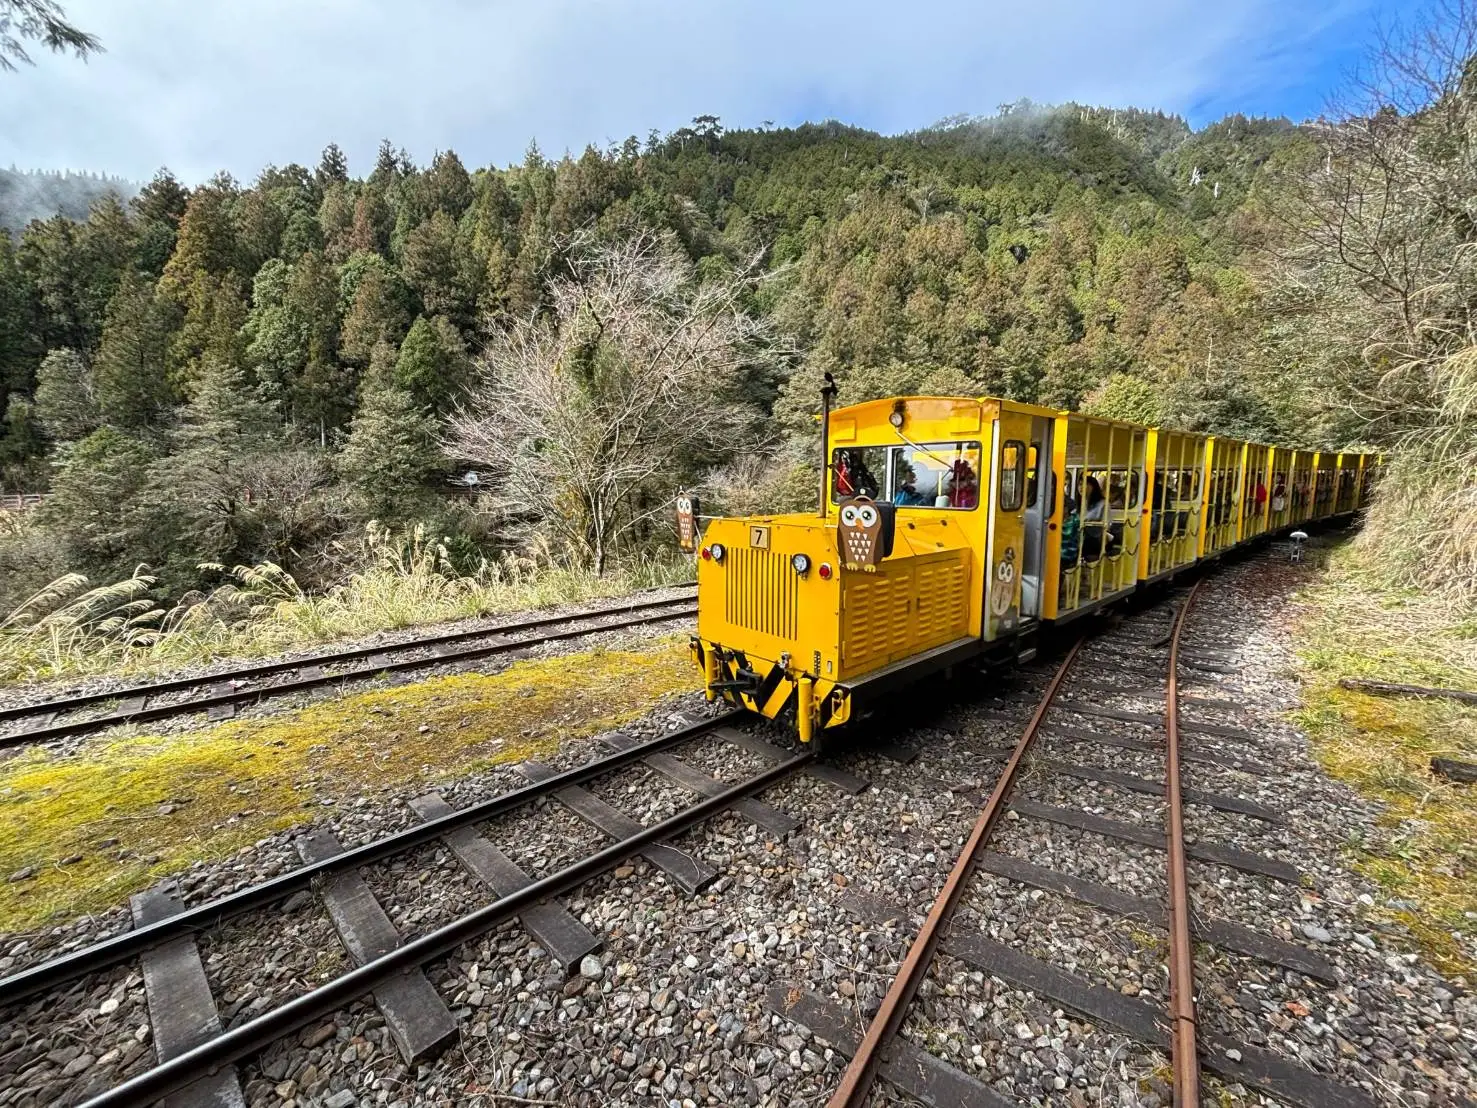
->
(2, 0, 1380, 183)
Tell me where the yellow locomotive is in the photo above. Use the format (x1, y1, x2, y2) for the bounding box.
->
(688, 393, 1377, 741)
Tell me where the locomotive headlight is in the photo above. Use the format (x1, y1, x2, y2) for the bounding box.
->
(889, 410, 905, 428)
(791, 553, 811, 575)
(709, 543, 726, 562)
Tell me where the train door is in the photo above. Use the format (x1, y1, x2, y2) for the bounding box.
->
(1018, 416, 1053, 624)
(984, 408, 1031, 640)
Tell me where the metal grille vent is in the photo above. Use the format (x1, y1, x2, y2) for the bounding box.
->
(724, 548, 798, 640)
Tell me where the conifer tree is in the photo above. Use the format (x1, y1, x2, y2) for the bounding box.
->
(146, 357, 278, 567)
(318, 183, 356, 262)
(16, 215, 88, 353)
(339, 261, 409, 367)
(348, 190, 391, 256)
(316, 143, 350, 189)
(401, 211, 475, 324)
(424, 150, 474, 220)
(160, 176, 240, 294)
(38, 427, 157, 576)
(394, 314, 469, 412)
(166, 271, 249, 395)
(0, 0, 101, 72)
(0, 234, 39, 420)
(338, 376, 438, 519)
(93, 271, 174, 430)
(0, 397, 42, 468)
(130, 169, 188, 277)
(33, 347, 98, 440)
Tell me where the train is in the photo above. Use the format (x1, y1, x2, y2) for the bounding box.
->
(685, 392, 1379, 742)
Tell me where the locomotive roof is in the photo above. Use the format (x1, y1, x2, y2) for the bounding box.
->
(828, 394, 1058, 421)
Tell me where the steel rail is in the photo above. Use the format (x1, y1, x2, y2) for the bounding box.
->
(0, 600, 698, 748)
(77, 746, 814, 1108)
(1166, 580, 1206, 1106)
(0, 709, 738, 1006)
(0, 589, 696, 724)
(825, 635, 1086, 1108)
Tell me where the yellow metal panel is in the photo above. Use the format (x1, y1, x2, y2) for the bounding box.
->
(838, 549, 969, 679)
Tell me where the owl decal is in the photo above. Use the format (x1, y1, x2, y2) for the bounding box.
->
(990, 546, 1018, 617)
(675, 493, 701, 553)
(837, 496, 893, 571)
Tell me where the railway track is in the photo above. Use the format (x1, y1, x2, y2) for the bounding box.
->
(0, 710, 874, 1108)
(0, 589, 698, 749)
(766, 577, 1381, 1108)
(4, 562, 1461, 1105)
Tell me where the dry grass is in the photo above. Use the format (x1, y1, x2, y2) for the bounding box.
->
(1291, 543, 1477, 975)
(0, 525, 694, 685)
(0, 635, 703, 932)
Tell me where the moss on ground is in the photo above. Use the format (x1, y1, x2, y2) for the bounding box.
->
(1291, 548, 1477, 976)
(0, 636, 701, 932)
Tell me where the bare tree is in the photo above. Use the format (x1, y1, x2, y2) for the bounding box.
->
(1, 0, 100, 72)
(1262, 0, 1477, 435)
(446, 230, 783, 575)
(1260, 0, 1477, 591)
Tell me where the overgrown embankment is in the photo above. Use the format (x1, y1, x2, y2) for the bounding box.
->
(1293, 543, 1477, 974)
(0, 637, 702, 932)
(0, 526, 692, 685)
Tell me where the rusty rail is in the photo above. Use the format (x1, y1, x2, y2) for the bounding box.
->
(1166, 580, 1206, 1106)
(824, 636, 1086, 1108)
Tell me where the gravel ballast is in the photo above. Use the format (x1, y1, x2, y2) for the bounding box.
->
(0, 547, 1473, 1106)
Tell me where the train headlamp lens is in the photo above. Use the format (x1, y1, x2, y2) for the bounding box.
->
(791, 553, 811, 575)
(889, 410, 904, 428)
(709, 543, 726, 562)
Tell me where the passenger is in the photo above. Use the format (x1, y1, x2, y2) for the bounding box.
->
(1150, 475, 1167, 542)
(947, 459, 979, 508)
(1271, 478, 1287, 514)
(1060, 496, 1081, 565)
(836, 450, 881, 499)
(1082, 476, 1106, 561)
(892, 465, 928, 506)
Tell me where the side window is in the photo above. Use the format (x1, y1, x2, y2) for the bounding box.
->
(999, 440, 1026, 512)
(1025, 443, 1040, 509)
(831, 447, 888, 502)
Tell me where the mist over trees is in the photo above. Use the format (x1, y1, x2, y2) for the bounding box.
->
(0, 168, 136, 235)
(1, 0, 1471, 609)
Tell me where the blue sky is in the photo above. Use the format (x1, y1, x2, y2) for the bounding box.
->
(2, 0, 1411, 184)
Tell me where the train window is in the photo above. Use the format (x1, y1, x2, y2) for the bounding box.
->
(833, 442, 983, 510)
(831, 447, 888, 501)
(999, 440, 1025, 512)
(1025, 443, 1040, 509)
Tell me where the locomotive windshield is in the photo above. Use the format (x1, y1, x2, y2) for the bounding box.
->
(831, 442, 982, 509)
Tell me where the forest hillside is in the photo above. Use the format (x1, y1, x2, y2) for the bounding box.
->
(0, 18, 1472, 634)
